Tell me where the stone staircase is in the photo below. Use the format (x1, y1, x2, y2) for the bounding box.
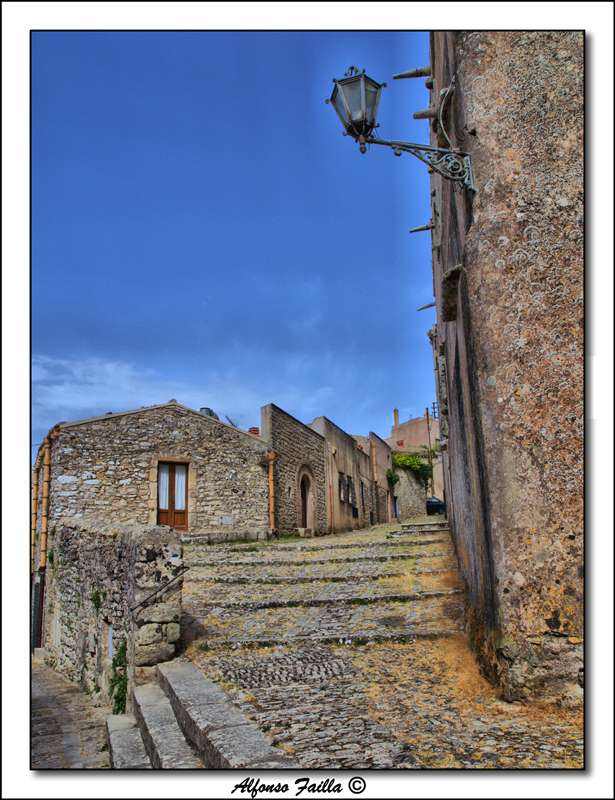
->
(107, 661, 297, 768)
(180, 523, 465, 646)
(109, 521, 466, 768)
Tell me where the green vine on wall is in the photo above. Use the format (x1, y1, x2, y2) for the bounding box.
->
(392, 453, 434, 490)
(109, 638, 128, 715)
(386, 469, 400, 486)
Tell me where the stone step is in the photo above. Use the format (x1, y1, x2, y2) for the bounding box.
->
(183, 553, 459, 585)
(184, 551, 457, 587)
(401, 521, 448, 530)
(132, 684, 204, 768)
(184, 543, 454, 569)
(185, 536, 449, 554)
(107, 714, 152, 769)
(182, 571, 464, 608)
(182, 595, 465, 646)
(157, 661, 297, 769)
(184, 589, 463, 612)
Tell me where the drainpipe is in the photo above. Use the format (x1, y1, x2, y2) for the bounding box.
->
(40, 438, 51, 570)
(268, 453, 275, 531)
(327, 444, 335, 535)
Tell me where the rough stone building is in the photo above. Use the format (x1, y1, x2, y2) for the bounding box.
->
(31, 400, 271, 543)
(260, 404, 393, 535)
(260, 403, 329, 535)
(32, 400, 395, 648)
(386, 408, 444, 500)
(309, 415, 375, 532)
(423, 31, 583, 704)
(389, 458, 430, 520)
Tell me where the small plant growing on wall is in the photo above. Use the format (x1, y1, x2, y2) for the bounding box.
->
(258, 455, 271, 469)
(91, 589, 102, 612)
(109, 638, 128, 715)
(386, 469, 400, 486)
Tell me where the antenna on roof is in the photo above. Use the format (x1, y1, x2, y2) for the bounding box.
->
(225, 415, 238, 427)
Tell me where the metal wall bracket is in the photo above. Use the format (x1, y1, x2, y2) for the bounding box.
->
(364, 137, 475, 192)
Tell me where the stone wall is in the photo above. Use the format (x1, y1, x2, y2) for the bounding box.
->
(428, 31, 583, 705)
(37, 401, 270, 540)
(261, 404, 327, 534)
(393, 465, 428, 520)
(40, 519, 183, 713)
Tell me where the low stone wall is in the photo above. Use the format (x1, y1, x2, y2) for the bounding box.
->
(41, 519, 183, 713)
(394, 467, 427, 519)
(181, 529, 270, 545)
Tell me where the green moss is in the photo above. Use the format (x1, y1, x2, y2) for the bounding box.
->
(109, 638, 128, 715)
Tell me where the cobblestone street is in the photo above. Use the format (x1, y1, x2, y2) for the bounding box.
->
(31, 659, 110, 769)
(30, 519, 584, 771)
(182, 521, 584, 769)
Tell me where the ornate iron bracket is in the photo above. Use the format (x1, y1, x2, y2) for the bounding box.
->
(364, 137, 475, 192)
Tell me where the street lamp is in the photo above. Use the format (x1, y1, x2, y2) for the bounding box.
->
(327, 66, 474, 192)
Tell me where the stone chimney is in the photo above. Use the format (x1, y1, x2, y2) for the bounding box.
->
(393, 408, 400, 429)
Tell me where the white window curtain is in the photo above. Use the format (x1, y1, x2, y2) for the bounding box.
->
(175, 464, 186, 511)
(158, 464, 169, 509)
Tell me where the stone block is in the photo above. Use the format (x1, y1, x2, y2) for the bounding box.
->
(134, 666, 158, 686)
(134, 642, 176, 667)
(166, 623, 181, 643)
(209, 531, 229, 544)
(137, 623, 163, 646)
(134, 602, 181, 625)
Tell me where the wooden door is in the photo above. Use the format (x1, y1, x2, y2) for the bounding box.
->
(157, 462, 188, 530)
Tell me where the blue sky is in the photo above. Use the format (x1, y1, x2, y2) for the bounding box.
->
(6, 5, 614, 798)
(31, 30, 438, 448)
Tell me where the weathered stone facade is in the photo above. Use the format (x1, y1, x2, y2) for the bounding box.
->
(309, 416, 375, 532)
(35, 400, 270, 538)
(392, 464, 428, 520)
(260, 404, 328, 535)
(426, 31, 583, 704)
(37, 519, 183, 713)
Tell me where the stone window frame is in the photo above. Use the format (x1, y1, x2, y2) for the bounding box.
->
(148, 457, 196, 530)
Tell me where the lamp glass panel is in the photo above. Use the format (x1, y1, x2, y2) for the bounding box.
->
(332, 88, 350, 128)
(364, 82, 380, 124)
(341, 80, 364, 122)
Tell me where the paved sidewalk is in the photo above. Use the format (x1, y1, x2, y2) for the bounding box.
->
(31, 660, 110, 769)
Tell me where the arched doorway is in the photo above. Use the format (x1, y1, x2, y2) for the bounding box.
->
(301, 474, 310, 528)
(296, 464, 316, 531)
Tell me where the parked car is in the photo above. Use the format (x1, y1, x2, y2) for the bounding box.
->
(426, 497, 445, 515)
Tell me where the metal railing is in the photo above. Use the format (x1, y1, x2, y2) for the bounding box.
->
(130, 566, 190, 613)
